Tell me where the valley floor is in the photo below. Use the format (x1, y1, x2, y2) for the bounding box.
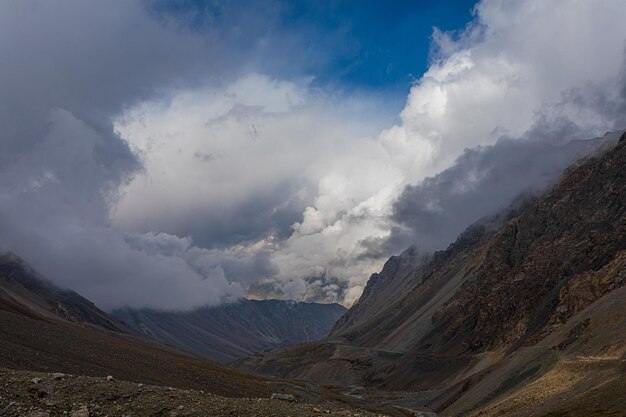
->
(0, 367, 389, 417)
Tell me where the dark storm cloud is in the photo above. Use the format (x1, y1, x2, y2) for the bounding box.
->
(179, 179, 308, 249)
(248, 274, 349, 304)
(1, 1, 222, 151)
(0, 0, 385, 310)
(0, 0, 289, 309)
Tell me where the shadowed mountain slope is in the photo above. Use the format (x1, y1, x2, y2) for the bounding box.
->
(112, 300, 346, 363)
(0, 254, 276, 398)
(0, 253, 126, 332)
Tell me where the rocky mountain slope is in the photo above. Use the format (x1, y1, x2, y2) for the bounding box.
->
(112, 300, 346, 363)
(238, 132, 626, 416)
(0, 253, 126, 332)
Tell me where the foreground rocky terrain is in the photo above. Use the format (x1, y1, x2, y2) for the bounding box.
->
(0, 368, 389, 417)
(238, 133, 626, 416)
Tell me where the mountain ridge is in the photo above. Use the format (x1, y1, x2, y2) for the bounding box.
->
(112, 299, 346, 363)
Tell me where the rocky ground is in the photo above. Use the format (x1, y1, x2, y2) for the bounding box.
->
(0, 368, 391, 417)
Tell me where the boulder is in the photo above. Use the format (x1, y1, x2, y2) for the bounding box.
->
(270, 393, 295, 402)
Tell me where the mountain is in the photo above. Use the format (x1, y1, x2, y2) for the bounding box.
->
(0, 253, 126, 332)
(0, 250, 346, 366)
(0, 254, 278, 398)
(0, 252, 397, 416)
(112, 299, 347, 363)
(238, 132, 626, 416)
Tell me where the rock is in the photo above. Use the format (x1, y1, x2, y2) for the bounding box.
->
(71, 405, 89, 417)
(24, 411, 50, 417)
(52, 373, 66, 380)
(270, 393, 295, 402)
(30, 377, 43, 384)
(37, 386, 54, 398)
(105, 375, 114, 381)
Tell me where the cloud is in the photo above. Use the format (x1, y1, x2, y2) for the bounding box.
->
(112, 74, 388, 248)
(388, 132, 617, 254)
(111, 0, 626, 307)
(382, 0, 626, 179)
(375, 0, 626, 255)
(0, 108, 244, 310)
(3, 0, 626, 310)
(0, 0, 277, 310)
(267, 0, 626, 303)
(111, 73, 397, 305)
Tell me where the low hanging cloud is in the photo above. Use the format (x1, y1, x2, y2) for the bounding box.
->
(387, 131, 619, 255)
(0, 0, 274, 310)
(3, 0, 626, 310)
(0, 108, 245, 310)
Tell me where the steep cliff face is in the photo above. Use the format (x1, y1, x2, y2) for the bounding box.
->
(421, 133, 625, 355)
(238, 133, 626, 416)
(112, 299, 347, 363)
(330, 245, 425, 337)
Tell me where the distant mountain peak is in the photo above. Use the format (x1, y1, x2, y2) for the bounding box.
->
(112, 298, 347, 363)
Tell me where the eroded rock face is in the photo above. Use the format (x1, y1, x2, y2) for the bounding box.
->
(431, 138, 626, 353)
(550, 250, 625, 325)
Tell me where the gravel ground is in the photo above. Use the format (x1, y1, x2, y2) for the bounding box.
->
(0, 368, 390, 417)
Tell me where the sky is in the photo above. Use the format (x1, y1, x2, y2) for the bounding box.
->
(2, 0, 626, 310)
(149, 0, 477, 94)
